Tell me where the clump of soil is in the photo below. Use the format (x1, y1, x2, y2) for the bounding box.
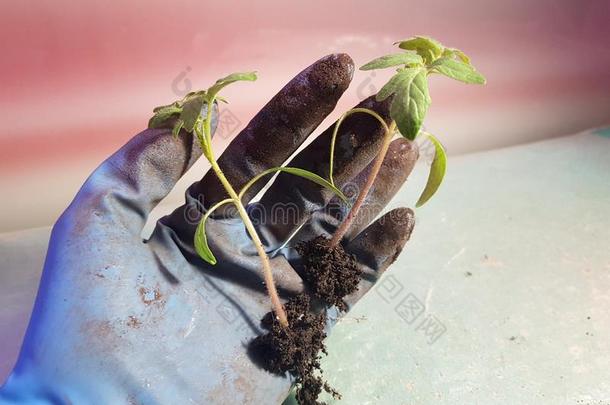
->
(250, 293, 340, 404)
(296, 236, 362, 311)
(250, 236, 363, 404)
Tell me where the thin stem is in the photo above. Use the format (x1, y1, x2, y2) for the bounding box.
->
(329, 121, 397, 247)
(208, 160, 289, 327)
(201, 99, 289, 328)
(238, 166, 347, 204)
(238, 167, 284, 200)
(202, 102, 214, 159)
(329, 108, 389, 186)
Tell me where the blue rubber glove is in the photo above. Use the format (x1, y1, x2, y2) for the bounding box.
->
(0, 54, 418, 404)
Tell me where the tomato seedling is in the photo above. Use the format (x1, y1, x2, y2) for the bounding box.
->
(328, 36, 486, 246)
(149, 72, 346, 327)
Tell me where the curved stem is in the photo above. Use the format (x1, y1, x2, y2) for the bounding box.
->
(329, 108, 389, 186)
(238, 166, 347, 203)
(238, 167, 289, 200)
(202, 198, 232, 224)
(329, 121, 396, 247)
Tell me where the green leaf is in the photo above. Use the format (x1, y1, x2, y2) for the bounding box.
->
(180, 94, 206, 132)
(194, 198, 233, 265)
(148, 105, 181, 129)
(360, 52, 423, 71)
(195, 215, 216, 265)
(442, 47, 471, 64)
(416, 133, 447, 207)
(153, 101, 180, 113)
(376, 68, 420, 102)
(430, 57, 486, 84)
(207, 71, 257, 100)
(390, 68, 431, 140)
(396, 36, 444, 64)
(147, 72, 255, 134)
(278, 167, 349, 203)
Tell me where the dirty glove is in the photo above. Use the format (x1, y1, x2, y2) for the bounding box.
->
(0, 54, 418, 404)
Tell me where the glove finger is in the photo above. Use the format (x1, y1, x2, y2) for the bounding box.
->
(343, 207, 415, 308)
(291, 138, 419, 245)
(191, 53, 354, 214)
(63, 104, 217, 236)
(252, 95, 392, 246)
(157, 54, 354, 244)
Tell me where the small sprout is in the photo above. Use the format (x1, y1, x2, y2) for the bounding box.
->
(149, 71, 346, 328)
(329, 35, 486, 246)
(370, 36, 485, 141)
(395, 36, 444, 64)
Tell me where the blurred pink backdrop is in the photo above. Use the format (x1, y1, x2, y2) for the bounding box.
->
(1, 0, 609, 231)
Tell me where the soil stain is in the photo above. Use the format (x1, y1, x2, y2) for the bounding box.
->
(138, 286, 165, 306)
(126, 316, 142, 329)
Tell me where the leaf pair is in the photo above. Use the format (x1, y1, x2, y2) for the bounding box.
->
(194, 166, 348, 265)
(148, 72, 258, 143)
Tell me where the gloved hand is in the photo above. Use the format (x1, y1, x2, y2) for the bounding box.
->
(0, 54, 419, 404)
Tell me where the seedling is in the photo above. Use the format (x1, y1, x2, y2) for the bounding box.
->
(149, 72, 347, 327)
(327, 36, 486, 246)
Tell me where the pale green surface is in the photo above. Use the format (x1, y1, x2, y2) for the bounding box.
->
(288, 128, 610, 404)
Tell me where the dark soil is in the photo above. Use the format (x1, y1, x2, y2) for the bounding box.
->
(250, 293, 340, 404)
(249, 236, 362, 404)
(296, 236, 362, 311)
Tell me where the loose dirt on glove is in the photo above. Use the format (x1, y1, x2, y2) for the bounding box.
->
(250, 294, 339, 404)
(296, 236, 362, 312)
(250, 237, 361, 404)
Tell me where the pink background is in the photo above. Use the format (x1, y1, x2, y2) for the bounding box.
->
(1, 0, 610, 232)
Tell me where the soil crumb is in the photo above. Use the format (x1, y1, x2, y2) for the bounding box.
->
(296, 236, 362, 311)
(250, 236, 363, 404)
(250, 294, 340, 404)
